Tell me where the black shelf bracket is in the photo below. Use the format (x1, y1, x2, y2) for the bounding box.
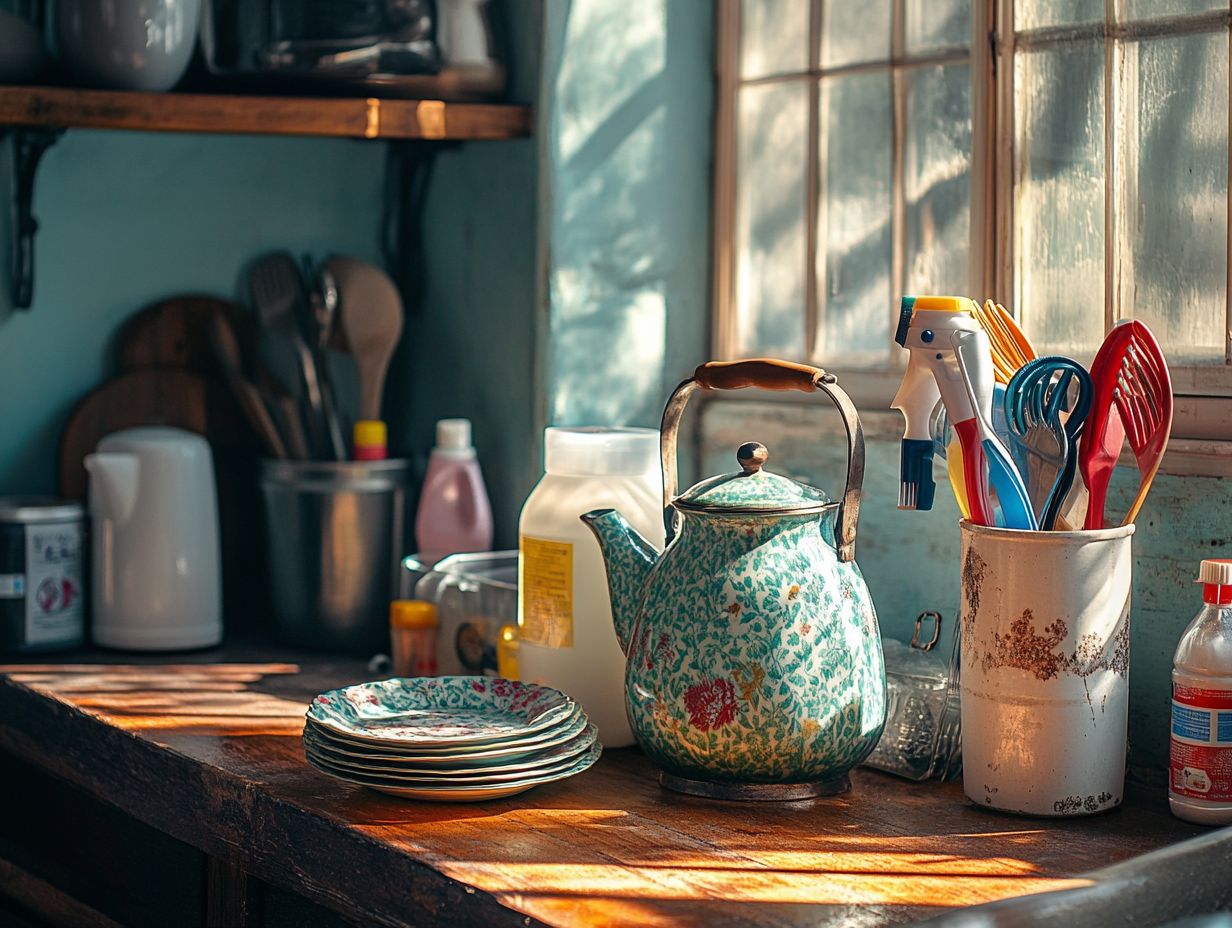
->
(8, 127, 64, 311)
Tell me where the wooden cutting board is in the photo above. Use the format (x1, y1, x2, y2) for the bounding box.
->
(57, 368, 213, 500)
(114, 295, 260, 375)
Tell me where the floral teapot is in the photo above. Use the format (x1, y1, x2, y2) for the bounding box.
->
(581, 359, 885, 800)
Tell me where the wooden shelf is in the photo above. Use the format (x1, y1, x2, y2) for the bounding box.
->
(0, 85, 531, 141)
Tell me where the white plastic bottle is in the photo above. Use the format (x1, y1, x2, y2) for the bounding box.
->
(518, 428, 663, 747)
(414, 419, 493, 566)
(1170, 558, 1232, 825)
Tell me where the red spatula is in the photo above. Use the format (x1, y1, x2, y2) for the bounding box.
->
(1080, 321, 1172, 529)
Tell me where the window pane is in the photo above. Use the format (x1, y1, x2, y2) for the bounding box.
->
(735, 82, 808, 357)
(1015, 43, 1106, 357)
(741, 0, 809, 79)
(1125, 32, 1228, 360)
(817, 72, 893, 362)
(1119, 0, 1226, 20)
(1017, 0, 1103, 31)
(905, 0, 971, 55)
(904, 63, 972, 297)
(821, 0, 891, 69)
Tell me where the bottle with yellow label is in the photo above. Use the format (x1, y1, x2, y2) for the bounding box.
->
(518, 427, 663, 747)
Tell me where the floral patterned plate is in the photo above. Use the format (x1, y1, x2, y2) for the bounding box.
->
(303, 705, 588, 761)
(306, 742, 602, 802)
(303, 722, 597, 776)
(306, 676, 576, 746)
(305, 729, 598, 784)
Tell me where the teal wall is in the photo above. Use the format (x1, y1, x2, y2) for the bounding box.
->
(544, 0, 714, 429)
(0, 130, 386, 493)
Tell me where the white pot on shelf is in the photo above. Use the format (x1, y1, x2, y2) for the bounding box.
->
(54, 0, 201, 92)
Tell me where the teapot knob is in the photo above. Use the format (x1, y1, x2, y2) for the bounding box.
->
(737, 442, 768, 474)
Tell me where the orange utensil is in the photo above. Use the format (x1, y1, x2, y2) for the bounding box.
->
(1116, 324, 1172, 525)
(1080, 321, 1172, 529)
(973, 300, 1036, 384)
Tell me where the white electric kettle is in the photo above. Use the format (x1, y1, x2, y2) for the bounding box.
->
(85, 426, 222, 650)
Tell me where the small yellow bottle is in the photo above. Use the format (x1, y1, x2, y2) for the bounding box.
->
(389, 600, 438, 677)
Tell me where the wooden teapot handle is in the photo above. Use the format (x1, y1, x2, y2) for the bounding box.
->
(660, 358, 866, 562)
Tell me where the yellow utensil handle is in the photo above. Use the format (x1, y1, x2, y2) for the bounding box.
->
(947, 438, 971, 520)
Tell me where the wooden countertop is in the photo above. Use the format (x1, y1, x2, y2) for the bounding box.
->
(0, 649, 1203, 927)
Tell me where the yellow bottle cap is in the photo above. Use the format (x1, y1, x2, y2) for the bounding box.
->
(390, 600, 437, 629)
(912, 295, 976, 314)
(354, 419, 388, 448)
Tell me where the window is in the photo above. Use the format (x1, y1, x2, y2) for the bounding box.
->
(714, 0, 1232, 416)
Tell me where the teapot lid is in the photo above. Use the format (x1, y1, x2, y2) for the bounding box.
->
(674, 442, 832, 515)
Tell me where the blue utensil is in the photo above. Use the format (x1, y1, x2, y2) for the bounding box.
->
(954, 331, 1037, 530)
(1004, 357, 1093, 530)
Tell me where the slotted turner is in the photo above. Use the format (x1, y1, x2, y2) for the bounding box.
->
(1081, 321, 1172, 529)
(1116, 323, 1172, 525)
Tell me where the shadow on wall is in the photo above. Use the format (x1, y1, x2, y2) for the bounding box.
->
(545, 0, 712, 428)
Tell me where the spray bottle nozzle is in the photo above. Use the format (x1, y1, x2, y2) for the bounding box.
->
(898, 439, 936, 511)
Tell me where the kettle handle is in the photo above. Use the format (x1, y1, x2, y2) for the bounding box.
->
(659, 358, 865, 562)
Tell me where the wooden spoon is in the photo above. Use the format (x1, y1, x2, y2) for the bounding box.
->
(209, 314, 289, 460)
(324, 256, 404, 421)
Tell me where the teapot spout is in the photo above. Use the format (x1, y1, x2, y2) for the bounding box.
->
(580, 509, 658, 656)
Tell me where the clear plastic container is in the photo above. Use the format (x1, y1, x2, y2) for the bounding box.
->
(1170, 559, 1232, 826)
(403, 550, 517, 676)
(863, 611, 962, 781)
(518, 427, 663, 748)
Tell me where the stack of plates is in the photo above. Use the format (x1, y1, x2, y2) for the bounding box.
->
(303, 676, 600, 802)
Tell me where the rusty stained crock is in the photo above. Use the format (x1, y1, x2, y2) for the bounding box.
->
(959, 520, 1135, 816)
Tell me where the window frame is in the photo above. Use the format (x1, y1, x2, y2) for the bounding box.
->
(711, 0, 1232, 445)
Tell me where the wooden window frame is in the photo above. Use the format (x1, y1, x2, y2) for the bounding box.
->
(711, 0, 1232, 450)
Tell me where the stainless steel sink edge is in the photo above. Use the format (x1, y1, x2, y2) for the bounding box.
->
(909, 824, 1232, 927)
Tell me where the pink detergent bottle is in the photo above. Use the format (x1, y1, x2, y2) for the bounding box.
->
(414, 419, 493, 566)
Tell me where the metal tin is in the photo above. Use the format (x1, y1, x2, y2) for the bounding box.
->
(0, 496, 86, 653)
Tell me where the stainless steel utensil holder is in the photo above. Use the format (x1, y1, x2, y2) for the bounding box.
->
(260, 459, 408, 652)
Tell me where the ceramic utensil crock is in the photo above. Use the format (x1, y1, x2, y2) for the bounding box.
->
(584, 359, 886, 800)
(960, 520, 1134, 815)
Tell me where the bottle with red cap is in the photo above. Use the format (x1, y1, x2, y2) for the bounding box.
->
(1169, 558, 1232, 825)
